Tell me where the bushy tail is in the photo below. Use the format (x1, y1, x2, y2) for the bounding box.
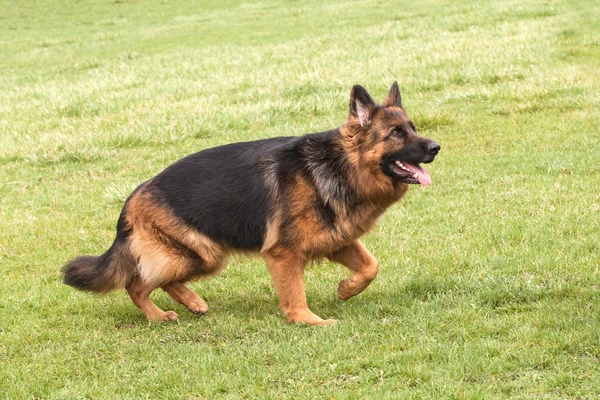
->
(63, 239, 134, 293)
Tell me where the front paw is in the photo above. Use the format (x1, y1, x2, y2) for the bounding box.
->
(337, 278, 355, 301)
(285, 309, 337, 326)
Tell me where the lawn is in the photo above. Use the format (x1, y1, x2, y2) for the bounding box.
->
(1, 0, 600, 398)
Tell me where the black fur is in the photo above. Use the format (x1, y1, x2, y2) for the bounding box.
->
(301, 129, 357, 206)
(62, 238, 133, 292)
(149, 138, 293, 250)
(147, 130, 356, 250)
(383, 136, 438, 166)
(349, 85, 377, 120)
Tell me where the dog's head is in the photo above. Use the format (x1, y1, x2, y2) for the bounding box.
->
(344, 82, 440, 186)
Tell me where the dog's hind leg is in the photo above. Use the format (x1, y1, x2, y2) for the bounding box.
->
(162, 282, 209, 315)
(327, 240, 379, 301)
(126, 276, 179, 321)
(262, 249, 336, 326)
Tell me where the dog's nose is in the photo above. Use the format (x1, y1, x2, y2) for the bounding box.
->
(427, 141, 440, 156)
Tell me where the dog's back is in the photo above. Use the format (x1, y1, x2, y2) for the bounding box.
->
(150, 136, 296, 250)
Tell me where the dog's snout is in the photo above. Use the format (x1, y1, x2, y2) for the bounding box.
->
(427, 141, 440, 156)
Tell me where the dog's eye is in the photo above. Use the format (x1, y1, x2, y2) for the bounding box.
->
(392, 128, 405, 138)
(385, 128, 405, 140)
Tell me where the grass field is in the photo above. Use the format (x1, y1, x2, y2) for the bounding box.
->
(2, 0, 600, 398)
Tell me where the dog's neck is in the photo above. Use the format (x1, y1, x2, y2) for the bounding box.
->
(337, 124, 404, 203)
(300, 128, 406, 217)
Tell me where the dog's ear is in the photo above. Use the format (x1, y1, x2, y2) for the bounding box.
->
(382, 81, 402, 108)
(349, 85, 376, 127)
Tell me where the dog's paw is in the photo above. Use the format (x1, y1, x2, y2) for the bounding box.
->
(187, 299, 209, 315)
(158, 310, 180, 321)
(286, 309, 335, 326)
(319, 319, 338, 326)
(337, 278, 355, 301)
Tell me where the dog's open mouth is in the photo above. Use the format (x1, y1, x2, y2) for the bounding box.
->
(390, 161, 432, 186)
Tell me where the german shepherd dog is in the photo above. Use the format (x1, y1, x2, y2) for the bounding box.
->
(63, 82, 440, 325)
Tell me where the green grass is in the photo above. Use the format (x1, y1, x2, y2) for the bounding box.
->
(2, 0, 600, 398)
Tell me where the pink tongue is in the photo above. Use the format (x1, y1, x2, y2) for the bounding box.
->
(404, 163, 432, 186)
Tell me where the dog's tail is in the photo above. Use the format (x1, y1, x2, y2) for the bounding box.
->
(63, 237, 135, 293)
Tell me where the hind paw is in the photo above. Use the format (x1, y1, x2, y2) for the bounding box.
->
(162, 311, 180, 321)
(149, 310, 179, 321)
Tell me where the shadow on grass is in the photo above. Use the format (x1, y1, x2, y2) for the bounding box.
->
(91, 273, 589, 330)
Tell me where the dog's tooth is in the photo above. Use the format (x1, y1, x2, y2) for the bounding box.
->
(394, 161, 413, 174)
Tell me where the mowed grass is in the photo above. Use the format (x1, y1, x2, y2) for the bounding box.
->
(1, 0, 600, 398)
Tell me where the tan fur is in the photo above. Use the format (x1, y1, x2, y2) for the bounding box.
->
(115, 185, 229, 320)
(256, 101, 419, 324)
(261, 111, 411, 260)
(125, 186, 226, 288)
(126, 276, 180, 321)
(261, 216, 280, 253)
(340, 109, 412, 203)
(162, 282, 209, 314)
(262, 246, 335, 325)
(327, 240, 379, 300)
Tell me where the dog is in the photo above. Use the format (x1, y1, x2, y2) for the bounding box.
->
(63, 82, 440, 325)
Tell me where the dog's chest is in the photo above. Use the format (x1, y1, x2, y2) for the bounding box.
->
(297, 202, 387, 256)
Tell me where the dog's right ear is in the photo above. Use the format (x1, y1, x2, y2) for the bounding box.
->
(348, 85, 376, 127)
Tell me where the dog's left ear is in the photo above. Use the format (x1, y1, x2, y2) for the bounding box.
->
(349, 85, 376, 127)
(382, 81, 403, 108)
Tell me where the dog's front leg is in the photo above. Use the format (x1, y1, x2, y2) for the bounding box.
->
(262, 249, 336, 325)
(328, 239, 379, 301)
